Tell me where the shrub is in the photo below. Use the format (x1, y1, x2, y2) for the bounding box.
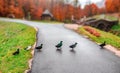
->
(84, 26, 100, 37)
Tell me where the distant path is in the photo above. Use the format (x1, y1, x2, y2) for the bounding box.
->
(0, 18, 120, 73)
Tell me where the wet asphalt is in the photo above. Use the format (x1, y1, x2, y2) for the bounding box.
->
(0, 18, 120, 73)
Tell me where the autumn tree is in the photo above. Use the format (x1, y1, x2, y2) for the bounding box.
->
(31, 6, 43, 20)
(0, 0, 105, 21)
(91, 3, 99, 15)
(105, 0, 120, 13)
(0, 0, 5, 16)
(105, 0, 115, 13)
(99, 7, 106, 14)
(83, 4, 92, 17)
(65, 4, 74, 20)
(53, 3, 65, 21)
(73, 6, 81, 20)
(73, 0, 82, 20)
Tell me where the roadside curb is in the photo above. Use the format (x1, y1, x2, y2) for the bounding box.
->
(25, 27, 38, 73)
(105, 45, 120, 57)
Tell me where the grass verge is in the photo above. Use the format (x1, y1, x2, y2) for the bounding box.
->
(92, 14, 118, 20)
(0, 21, 36, 73)
(78, 26, 120, 50)
(33, 20, 63, 24)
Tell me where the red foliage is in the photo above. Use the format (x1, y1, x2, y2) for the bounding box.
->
(83, 3, 99, 17)
(1, 0, 115, 21)
(84, 26, 101, 37)
(91, 3, 99, 15)
(74, 6, 82, 20)
(14, 7, 24, 18)
(65, 4, 74, 20)
(0, 0, 4, 16)
(31, 7, 43, 20)
(83, 5, 92, 17)
(52, 4, 65, 21)
(99, 7, 106, 14)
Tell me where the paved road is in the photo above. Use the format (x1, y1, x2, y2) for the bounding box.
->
(0, 18, 120, 73)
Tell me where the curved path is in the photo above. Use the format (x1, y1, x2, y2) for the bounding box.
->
(0, 18, 120, 73)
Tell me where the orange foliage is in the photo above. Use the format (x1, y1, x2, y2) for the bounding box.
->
(105, 0, 120, 13)
(83, 5, 92, 17)
(14, 7, 24, 18)
(99, 7, 106, 14)
(83, 3, 99, 17)
(31, 7, 43, 20)
(0, 0, 111, 21)
(84, 26, 101, 37)
(65, 4, 74, 20)
(105, 0, 115, 13)
(91, 3, 99, 15)
(53, 5, 65, 21)
(52, 4, 82, 21)
(0, 0, 5, 16)
(74, 6, 82, 20)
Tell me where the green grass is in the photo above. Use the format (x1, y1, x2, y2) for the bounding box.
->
(78, 26, 120, 50)
(112, 23, 120, 31)
(105, 15, 118, 20)
(92, 15, 118, 20)
(0, 21, 36, 73)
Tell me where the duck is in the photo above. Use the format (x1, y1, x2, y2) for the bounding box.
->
(36, 44, 43, 50)
(13, 49, 20, 55)
(56, 41, 63, 49)
(69, 42, 78, 50)
(99, 41, 106, 48)
(24, 46, 32, 50)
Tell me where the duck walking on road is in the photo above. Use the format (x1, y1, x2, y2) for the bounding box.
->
(69, 42, 78, 50)
(99, 41, 106, 49)
(36, 44, 43, 50)
(56, 41, 63, 50)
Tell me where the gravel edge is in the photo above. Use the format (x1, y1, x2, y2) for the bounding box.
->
(24, 27, 38, 73)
